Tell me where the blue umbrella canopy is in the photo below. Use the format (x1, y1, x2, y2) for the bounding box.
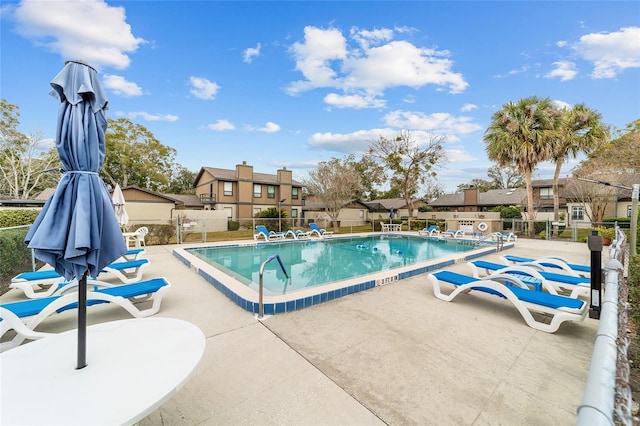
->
(25, 61, 126, 280)
(389, 207, 395, 221)
(24, 60, 127, 368)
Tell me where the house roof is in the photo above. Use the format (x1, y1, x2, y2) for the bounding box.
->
(35, 188, 56, 200)
(429, 188, 526, 207)
(366, 198, 425, 210)
(197, 166, 303, 186)
(165, 193, 203, 207)
(120, 186, 184, 204)
(303, 198, 370, 211)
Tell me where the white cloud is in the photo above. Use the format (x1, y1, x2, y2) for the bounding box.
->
(127, 111, 178, 122)
(545, 61, 577, 81)
(13, 0, 144, 70)
(324, 92, 386, 109)
(243, 43, 261, 63)
(307, 127, 460, 154)
(461, 103, 477, 112)
(189, 76, 220, 100)
(383, 110, 483, 136)
(349, 26, 394, 50)
(103, 74, 143, 97)
(36, 137, 56, 150)
(286, 25, 468, 103)
(207, 120, 235, 131)
(307, 128, 396, 153)
(572, 26, 640, 78)
(444, 148, 476, 162)
(258, 122, 280, 133)
(551, 99, 572, 110)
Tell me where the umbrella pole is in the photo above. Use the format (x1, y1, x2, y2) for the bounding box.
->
(77, 271, 87, 369)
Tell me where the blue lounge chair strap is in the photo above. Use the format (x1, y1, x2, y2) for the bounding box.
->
(15, 270, 61, 281)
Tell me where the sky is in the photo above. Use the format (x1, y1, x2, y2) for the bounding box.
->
(1, 0, 639, 194)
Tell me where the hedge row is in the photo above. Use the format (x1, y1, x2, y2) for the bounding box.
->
(0, 209, 40, 228)
(0, 228, 38, 294)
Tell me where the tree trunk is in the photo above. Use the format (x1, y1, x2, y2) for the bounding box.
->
(525, 171, 535, 238)
(552, 158, 563, 237)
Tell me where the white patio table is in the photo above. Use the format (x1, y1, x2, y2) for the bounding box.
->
(0, 317, 205, 425)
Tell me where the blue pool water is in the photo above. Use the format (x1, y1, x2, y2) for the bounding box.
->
(187, 235, 475, 295)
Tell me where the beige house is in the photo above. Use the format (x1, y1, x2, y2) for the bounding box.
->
(119, 186, 183, 226)
(365, 198, 429, 220)
(194, 161, 304, 223)
(303, 198, 371, 228)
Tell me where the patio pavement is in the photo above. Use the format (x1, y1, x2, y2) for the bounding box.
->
(1, 237, 601, 425)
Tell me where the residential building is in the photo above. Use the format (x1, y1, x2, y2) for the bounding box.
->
(428, 187, 527, 213)
(365, 198, 428, 220)
(193, 161, 304, 222)
(303, 198, 371, 228)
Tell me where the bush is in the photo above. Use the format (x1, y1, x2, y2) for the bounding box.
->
(228, 220, 240, 231)
(0, 209, 40, 227)
(135, 224, 175, 245)
(0, 228, 38, 294)
(492, 205, 522, 219)
(255, 207, 289, 232)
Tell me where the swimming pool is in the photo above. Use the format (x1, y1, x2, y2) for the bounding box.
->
(173, 233, 508, 316)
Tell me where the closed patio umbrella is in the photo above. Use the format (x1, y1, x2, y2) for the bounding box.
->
(389, 207, 395, 223)
(112, 184, 129, 228)
(24, 60, 127, 369)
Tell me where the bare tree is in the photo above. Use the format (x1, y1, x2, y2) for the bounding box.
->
(368, 130, 445, 217)
(1, 99, 60, 198)
(303, 157, 363, 231)
(487, 164, 524, 189)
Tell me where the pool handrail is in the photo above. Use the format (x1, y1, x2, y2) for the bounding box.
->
(258, 254, 289, 319)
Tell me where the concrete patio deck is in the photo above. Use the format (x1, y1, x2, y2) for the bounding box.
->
(1, 237, 600, 425)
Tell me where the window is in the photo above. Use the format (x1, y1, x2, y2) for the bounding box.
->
(628, 206, 633, 218)
(253, 184, 262, 198)
(292, 187, 299, 200)
(291, 208, 298, 218)
(539, 187, 553, 200)
(223, 182, 232, 196)
(359, 210, 365, 219)
(571, 206, 584, 221)
(267, 185, 275, 199)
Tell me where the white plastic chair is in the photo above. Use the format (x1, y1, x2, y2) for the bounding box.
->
(134, 227, 148, 247)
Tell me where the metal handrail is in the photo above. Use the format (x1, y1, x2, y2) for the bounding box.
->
(258, 254, 289, 319)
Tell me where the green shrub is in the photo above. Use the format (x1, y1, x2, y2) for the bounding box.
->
(0, 209, 41, 227)
(254, 207, 289, 232)
(135, 224, 175, 245)
(492, 205, 522, 219)
(410, 220, 426, 231)
(228, 220, 240, 231)
(0, 228, 39, 294)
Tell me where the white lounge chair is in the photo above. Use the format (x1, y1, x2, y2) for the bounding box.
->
(427, 270, 588, 333)
(118, 248, 147, 262)
(309, 223, 333, 237)
(501, 254, 589, 277)
(253, 225, 287, 241)
(467, 259, 589, 299)
(1, 277, 172, 352)
(10, 259, 151, 299)
(418, 225, 440, 237)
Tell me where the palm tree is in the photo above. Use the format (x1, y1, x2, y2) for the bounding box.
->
(483, 96, 560, 237)
(550, 104, 609, 227)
